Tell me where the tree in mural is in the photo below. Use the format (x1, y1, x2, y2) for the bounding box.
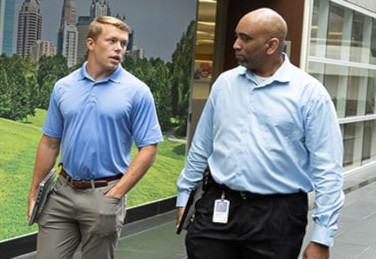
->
(0, 63, 11, 118)
(37, 54, 68, 109)
(147, 58, 172, 131)
(122, 56, 172, 131)
(0, 54, 39, 121)
(170, 20, 195, 136)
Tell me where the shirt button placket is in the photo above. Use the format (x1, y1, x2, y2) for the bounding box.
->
(89, 83, 96, 105)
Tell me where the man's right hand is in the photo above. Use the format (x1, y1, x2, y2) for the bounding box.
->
(27, 189, 37, 220)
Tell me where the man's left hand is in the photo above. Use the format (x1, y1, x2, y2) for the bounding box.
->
(303, 241, 329, 259)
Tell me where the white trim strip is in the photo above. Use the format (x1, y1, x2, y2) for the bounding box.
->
(338, 114, 376, 124)
(309, 56, 376, 70)
(331, 0, 376, 18)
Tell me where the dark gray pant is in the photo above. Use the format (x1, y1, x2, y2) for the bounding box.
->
(36, 175, 126, 259)
(186, 184, 308, 259)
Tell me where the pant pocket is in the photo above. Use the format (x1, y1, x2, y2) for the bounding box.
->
(89, 181, 126, 237)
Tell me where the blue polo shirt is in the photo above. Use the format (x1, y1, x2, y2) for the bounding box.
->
(43, 62, 163, 180)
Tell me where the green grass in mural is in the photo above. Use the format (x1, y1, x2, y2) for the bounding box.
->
(0, 109, 186, 240)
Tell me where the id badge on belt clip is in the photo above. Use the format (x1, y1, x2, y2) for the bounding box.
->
(212, 191, 230, 224)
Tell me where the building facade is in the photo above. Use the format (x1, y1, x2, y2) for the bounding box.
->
(127, 46, 144, 60)
(0, 0, 15, 56)
(76, 16, 91, 63)
(90, 0, 111, 19)
(58, 0, 78, 67)
(307, 0, 376, 174)
(16, 0, 42, 58)
(114, 14, 134, 52)
(30, 40, 56, 62)
(188, 0, 376, 179)
(76, 1, 112, 65)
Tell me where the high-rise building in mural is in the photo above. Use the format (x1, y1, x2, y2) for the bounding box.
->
(90, 0, 111, 19)
(58, 0, 78, 67)
(113, 14, 134, 52)
(0, 0, 15, 56)
(16, 0, 42, 58)
(76, 16, 92, 63)
(76, 0, 112, 63)
(30, 40, 56, 62)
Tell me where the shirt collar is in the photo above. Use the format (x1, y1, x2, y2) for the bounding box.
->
(79, 61, 122, 84)
(236, 53, 292, 87)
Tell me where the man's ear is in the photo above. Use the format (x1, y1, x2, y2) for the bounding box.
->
(86, 38, 95, 51)
(266, 38, 279, 55)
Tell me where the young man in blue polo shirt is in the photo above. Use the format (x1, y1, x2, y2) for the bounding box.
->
(28, 16, 163, 259)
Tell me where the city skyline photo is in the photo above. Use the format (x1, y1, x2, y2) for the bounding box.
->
(13, 0, 197, 61)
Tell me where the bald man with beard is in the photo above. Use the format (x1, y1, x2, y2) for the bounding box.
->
(177, 8, 344, 259)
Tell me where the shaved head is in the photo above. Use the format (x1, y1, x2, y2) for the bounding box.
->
(241, 8, 288, 51)
(233, 8, 288, 75)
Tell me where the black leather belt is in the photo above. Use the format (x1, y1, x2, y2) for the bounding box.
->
(210, 180, 303, 200)
(60, 169, 122, 189)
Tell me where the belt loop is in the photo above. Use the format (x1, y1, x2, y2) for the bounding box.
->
(90, 179, 95, 189)
(62, 174, 69, 186)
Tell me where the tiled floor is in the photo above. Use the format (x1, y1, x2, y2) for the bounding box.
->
(114, 212, 186, 259)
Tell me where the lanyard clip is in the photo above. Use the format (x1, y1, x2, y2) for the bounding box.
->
(221, 191, 225, 200)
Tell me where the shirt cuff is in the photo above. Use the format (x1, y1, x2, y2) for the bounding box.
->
(311, 223, 335, 247)
(176, 191, 190, 207)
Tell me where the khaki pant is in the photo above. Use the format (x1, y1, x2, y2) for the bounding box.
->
(36, 175, 126, 259)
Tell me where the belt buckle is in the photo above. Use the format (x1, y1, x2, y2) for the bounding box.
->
(240, 192, 247, 200)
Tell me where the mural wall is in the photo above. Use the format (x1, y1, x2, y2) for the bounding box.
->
(0, 0, 197, 241)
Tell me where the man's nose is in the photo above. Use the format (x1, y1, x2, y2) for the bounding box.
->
(115, 42, 122, 52)
(233, 39, 241, 50)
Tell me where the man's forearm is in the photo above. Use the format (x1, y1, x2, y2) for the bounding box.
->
(30, 136, 60, 191)
(107, 144, 158, 198)
(28, 135, 61, 219)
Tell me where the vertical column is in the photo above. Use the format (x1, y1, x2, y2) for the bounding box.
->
(357, 69, 369, 116)
(353, 122, 363, 166)
(371, 120, 376, 162)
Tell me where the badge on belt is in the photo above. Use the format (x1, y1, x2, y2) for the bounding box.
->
(213, 191, 230, 224)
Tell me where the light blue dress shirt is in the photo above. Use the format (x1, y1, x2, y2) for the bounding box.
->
(43, 62, 163, 180)
(177, 55, 344, 247)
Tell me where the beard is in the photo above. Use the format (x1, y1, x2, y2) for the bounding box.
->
(236, 57, 251, 69)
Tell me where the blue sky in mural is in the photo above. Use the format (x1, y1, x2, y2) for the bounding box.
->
(14, 0, 197, 61)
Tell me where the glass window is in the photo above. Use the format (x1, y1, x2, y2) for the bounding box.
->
(366, 70, 376, 114)
(310, 0, 376, 171)
(345, 72, 359, 116)
(310, 0, 319, 56)
(323, 63, 349, 116)
(323, 73, 339, 107)
(346, 67, 369, 116)
(308, 61, 325, 82)
(326, 3, 344, 59)
(342, 123, 356, 167)
(342, 120, 376, 169)
(350, 12, 364, 63)
(362, 120, 376, 162)
(371, 19, 376, 65)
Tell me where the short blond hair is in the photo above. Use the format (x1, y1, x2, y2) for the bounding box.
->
(87, 16, 131, 41)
